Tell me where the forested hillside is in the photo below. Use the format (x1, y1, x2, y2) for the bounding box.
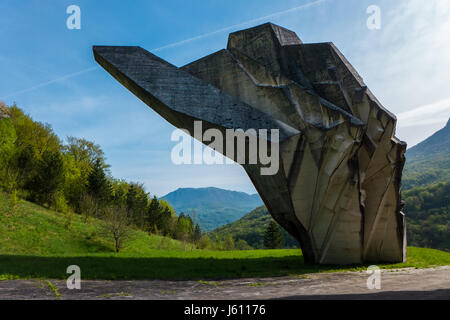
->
(403, 118, 450, 190)
(401, 119, 450, 251)
(216, 181, 449, 252)
(403, 182, 449, 251)
(0, 103, 202, 250)
(213, 206, 299, 249)
(162, 187, 263, 230)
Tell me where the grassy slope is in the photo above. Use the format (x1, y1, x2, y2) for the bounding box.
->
(0, 193, 449, 281)
(0, 192, 191, 257)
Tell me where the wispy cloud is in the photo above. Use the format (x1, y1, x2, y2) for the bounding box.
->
(353, 0, 450, 146)
(359, 0, 450, 111)
(1, 0, 329, 101)
(0, 67, 99, 100)
(397, 98, 450, 128)
(151, 0, 328, 53)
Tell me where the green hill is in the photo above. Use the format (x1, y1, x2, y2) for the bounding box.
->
(216, 189, 449, 252)
(401, 119, 450, 251)
(162, 187, 263, 231)
(403, 118, 450, 190)
(0, 192, 191, 257)
(213, 206, 299, 249)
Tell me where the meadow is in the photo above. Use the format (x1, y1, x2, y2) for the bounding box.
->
(1, 192, 449, 281)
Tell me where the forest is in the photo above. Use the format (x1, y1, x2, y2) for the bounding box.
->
(0, 103, 205, 251)
(403, 181, 449, 251)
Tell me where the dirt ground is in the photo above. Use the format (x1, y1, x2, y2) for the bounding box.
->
(1, 266, 449, 300)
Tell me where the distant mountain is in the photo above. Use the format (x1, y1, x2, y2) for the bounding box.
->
(161, 187, 263, 231)
(403, 118, 450, 189)
(407, 118, 450, 159)
(213, 206, 299, 249)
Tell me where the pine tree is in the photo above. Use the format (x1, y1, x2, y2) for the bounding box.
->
(87, 158, 111, 206)
(126, 184, 138, 212)
(193, 224, 202, 243)
(161, 207, 173, 236)
(26, 150, 64, 206)
(147, 196, 162, 233)
(264, 220, 284, 249)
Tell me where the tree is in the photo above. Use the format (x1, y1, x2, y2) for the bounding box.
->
(0, 116, 17, 191)
(147, 196, 162, 233)
(197, 235, 213, 250)
(26, 150, 65, 206)
(9, 105, 61, 159)
(192, 224, 202, 243)
(235, 239, 253, 250)
(79, 193, 99, 222)
(160, 207, 174, 236)
(175, 213, 194, 241)
(6, 144, 35, 193)
(63, 137, 107, 169)
(62, 137, 109, 211)
(87, 158, 112, 206)
(126, 183, 138, 211)
(264, 220, 284, 249)
(125, 182, 148, 228)
(222, 235, 235, 251)
(100, 205, 132, 253)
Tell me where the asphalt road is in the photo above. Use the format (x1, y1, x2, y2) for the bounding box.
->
(1, 266, 449, 300)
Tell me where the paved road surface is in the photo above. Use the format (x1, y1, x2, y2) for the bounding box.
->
(1, 266, 449, 300)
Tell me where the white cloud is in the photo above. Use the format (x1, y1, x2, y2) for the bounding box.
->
(356, 0, 450, 112)
(348, 0, 450, 146)
(0, 67, 99, 100)
(151, 0, 329, 53)
(397, 97, 450, 128)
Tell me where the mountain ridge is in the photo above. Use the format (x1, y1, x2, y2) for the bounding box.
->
(162, 187, 263, 231)
(407, 118, 450, 159)
(403, 118, 450, 190)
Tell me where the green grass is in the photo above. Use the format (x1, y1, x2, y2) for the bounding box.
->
(0, 192, 449, 281)
(0, 192, 193, 256)
(43, 280, 61, 299)
(0, 247, 448, 281)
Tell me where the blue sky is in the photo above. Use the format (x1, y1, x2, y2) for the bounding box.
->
(1, 0, 449, 196)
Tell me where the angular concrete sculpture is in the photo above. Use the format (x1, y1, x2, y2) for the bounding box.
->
(94, 23, 407, 265)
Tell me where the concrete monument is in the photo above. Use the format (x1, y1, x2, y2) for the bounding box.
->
(94, 23, 407, 265)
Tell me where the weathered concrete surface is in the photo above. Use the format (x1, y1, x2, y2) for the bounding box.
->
(94, 23, 407, 265)
(0, 102, 10, 119)
(1, 267, 448, 300)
